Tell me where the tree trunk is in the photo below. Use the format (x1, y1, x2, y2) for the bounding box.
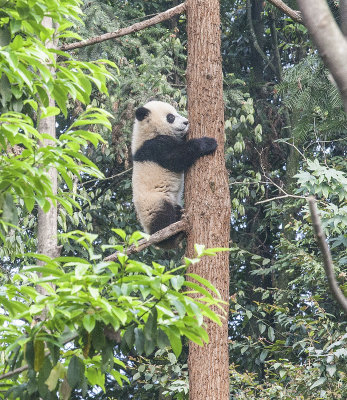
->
(37, 16, 59, 294)
(185, 1, 231, 400)
(250, 0, 265, 82)
(297, 0, 347, 113)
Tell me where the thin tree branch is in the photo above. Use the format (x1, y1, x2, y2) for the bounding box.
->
(104, 218, 189, 261)
(308, 196, 347, 316)
(246, 0, 277, 75)
(340, 0, 347, 36)
(255, 193, 306, 204)
(297, 0, 347, 114)
(81, 168, 132, 186)
(0, 365, 29, 381)
(60, 3, 186, 51)
(269, 11, 283, 81)
(266, 0, 303, 24)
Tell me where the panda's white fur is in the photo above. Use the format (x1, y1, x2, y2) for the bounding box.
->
(131, 100, 217, 248)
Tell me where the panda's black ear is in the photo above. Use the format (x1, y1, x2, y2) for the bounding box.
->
(135, 107, 150, 121)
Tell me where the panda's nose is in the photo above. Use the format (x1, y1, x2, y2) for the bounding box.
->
(183, 121, 188, 126)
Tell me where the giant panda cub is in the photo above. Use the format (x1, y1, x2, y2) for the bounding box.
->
(131, 100, 217, 249)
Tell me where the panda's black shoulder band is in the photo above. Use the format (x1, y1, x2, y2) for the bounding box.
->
(133, 135, 217, 173)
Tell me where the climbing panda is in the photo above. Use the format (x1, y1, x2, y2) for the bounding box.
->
(131, 100, 217, 248)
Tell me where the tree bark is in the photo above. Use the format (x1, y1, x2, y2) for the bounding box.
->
(249, 0, 266, 81)
(341, 0, 347, 36)
(266, 0, 303, 24)
(297, 0, 347, 113)
(186, 1, 231, 400)
(37, 17, 59, 294)
(308, 197, 347, 315)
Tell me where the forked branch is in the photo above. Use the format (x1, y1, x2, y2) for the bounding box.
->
(60, 3, 186, 51)
(104, 218, 189, 261)
(308, 196, 347, 315)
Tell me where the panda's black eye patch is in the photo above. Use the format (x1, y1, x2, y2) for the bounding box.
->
(166, 113, 175, 124)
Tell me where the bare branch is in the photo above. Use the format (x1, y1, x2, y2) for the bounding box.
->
(104, 218, 188, 261)
(60, 3, 186, 51)
(0, 365, 29, 381)
(297, 0, 347, 113)
(266, 0, 303, 24)
(255, 193, 306, 204)
(308, 196, 347, 315)
(269, 12, 283, 81)
(246, 0, 277, 75)
(81, 168, 132, 186)
(340, 0, 347, 36)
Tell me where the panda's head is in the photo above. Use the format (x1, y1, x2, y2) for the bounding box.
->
(134, 101, 189, 139)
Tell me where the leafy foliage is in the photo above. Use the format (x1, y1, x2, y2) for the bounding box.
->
(1, 232, 223, 399)
(276, 54, 347, 142)
(0, 0, 116, 258)
(1, 0, 347, 398)
(0, 1, 222, 399)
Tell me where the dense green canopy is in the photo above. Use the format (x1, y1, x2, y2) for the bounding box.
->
(0, 0, 346, 399)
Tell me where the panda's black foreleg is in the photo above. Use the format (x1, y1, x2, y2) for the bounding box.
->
(133, 135, 217, 173)
(149, 201, 184, 249)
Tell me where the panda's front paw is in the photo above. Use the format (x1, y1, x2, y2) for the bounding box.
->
(199, 137, 218, 155)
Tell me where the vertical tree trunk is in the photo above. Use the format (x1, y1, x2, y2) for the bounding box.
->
(37, 17, 59, 292)
(250, 0, 265, 82)
(185, 1, 231, 400)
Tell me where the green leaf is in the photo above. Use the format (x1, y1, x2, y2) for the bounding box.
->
(165, 327, 182, 357)
(112, 228, 126, 240)
(170, 275, 185, 291)
(144, 336, 155, 356)
(197, 302, 222, 325)
(34, 340, 45, 372)
(187, 273, 220, 296)
(310, 376, 326, 389)
(157, 329, 170, 349)
(259, 349, 268, 363)
(258, 323, 266, 334)
(183, 281, 213, 298)
(144, 309, 157, 340)
(326, 365, 336, 377)
(85, 367, 105, 391)
(122, 326, 135, 350)
(59, 378, 72, 400)
(45, 363, 65, 391)
(67, 355, 85, 390)
(83, 314, 96, 333)
(268, 326, 275, 342)
(38, 357, 52, 398)
(25, 341, 35, 370)
(134, 328, 145, 355)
